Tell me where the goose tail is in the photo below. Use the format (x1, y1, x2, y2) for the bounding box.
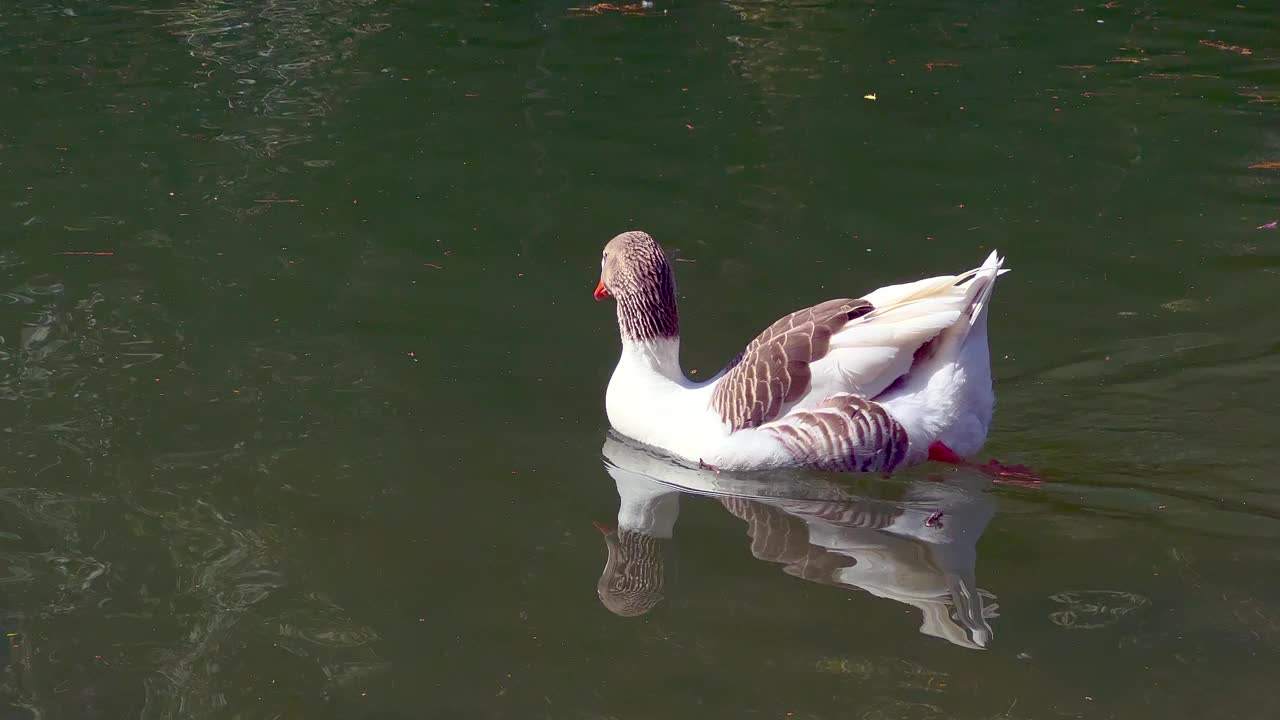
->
(879, 251, 1007, 458)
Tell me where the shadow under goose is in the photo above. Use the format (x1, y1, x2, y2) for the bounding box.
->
(596, 433, 999, 649)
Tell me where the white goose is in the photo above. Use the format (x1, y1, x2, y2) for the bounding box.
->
(594, 231, 1008, 473)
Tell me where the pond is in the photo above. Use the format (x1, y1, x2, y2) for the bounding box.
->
(1, 1, 1277, 718)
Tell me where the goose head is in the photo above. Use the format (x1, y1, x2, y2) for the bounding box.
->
(595, 230, 679, 342)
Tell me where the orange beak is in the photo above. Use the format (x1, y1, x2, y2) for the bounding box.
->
(594, 279, 611, 301)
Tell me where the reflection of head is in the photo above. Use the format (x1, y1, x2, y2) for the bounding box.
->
(597, 528, 666, 617)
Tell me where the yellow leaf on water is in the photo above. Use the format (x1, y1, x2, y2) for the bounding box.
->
(863, 93, 877, 101)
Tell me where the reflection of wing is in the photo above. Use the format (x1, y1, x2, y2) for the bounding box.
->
(718, 497, 856, 583)
(598, 433, 999, 649)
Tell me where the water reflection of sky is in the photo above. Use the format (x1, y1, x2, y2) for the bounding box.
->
(146, 0, 393, 158)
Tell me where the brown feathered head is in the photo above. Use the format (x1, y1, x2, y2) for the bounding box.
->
(595, 231, 679, 342)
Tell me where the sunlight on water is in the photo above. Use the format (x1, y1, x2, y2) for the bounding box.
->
(143, 0, 392, 158)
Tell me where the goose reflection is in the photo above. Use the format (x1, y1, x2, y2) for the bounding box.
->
(596, 433, 999, 649)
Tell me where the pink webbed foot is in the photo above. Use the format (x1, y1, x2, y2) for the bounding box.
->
(927, 441, 964, 464)
(698, 458, 722, 474)
(928, 442, 1043, 487)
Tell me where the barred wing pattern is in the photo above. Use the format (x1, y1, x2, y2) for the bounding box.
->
(762, 394, 910, 472)
(711, 298, 874, 431)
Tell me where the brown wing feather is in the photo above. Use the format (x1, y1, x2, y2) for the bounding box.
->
(711, 298, 874, 431)
(762, 394, 911, 473)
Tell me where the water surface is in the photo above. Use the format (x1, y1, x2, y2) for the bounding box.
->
(1, 1, 1278, 718)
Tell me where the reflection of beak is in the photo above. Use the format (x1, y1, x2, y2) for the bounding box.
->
(592, 520, 614, 536)
(599, 528, 621, 568)
(594, 279, 611, 301)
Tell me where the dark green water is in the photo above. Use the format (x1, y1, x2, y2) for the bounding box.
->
(2, 1, 1278, 717)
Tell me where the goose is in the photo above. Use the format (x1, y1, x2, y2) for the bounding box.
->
(594, 434, 998, 648)
(594, 230, 1009, 473)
